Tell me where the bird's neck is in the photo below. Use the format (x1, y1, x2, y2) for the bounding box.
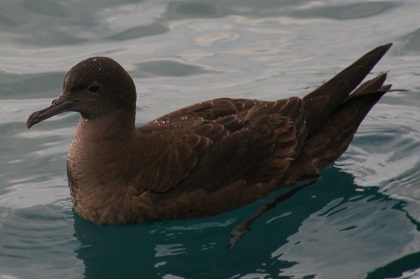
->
(66, 110, 138, 223)
(76, 109, 136, 141)
(68, 109, 137, 176)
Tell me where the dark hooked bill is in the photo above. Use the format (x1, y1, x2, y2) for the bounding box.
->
(26, 95, 77, 129)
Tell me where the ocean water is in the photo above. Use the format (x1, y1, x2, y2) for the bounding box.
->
(0, 0, 419, 278)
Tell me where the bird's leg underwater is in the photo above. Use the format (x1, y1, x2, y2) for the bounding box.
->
(227, 176, 319, 249)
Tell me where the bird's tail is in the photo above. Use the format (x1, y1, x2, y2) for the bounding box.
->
(302, 43, 392, 135)
(285, 73, 392, 184)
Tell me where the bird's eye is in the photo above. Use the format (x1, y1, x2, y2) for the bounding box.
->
(88, 83, 100, 93)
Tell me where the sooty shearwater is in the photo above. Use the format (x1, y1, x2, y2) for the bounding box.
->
(27, 44, 393, 225)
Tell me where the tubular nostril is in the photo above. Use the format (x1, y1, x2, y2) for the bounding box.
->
(51, 98, 58, 105)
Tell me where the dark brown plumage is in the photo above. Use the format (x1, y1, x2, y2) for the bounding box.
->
(27, 44, 392, 224)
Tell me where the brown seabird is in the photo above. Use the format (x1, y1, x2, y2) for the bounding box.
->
(27, 44, 392, 225)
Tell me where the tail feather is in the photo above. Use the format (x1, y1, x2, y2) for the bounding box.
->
(285, 74, 392, 184)
(302, 43, 392, 135)
(348, 73, 388, 98)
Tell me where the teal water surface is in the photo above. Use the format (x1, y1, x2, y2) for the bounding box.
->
(0, 1, 419, 278)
